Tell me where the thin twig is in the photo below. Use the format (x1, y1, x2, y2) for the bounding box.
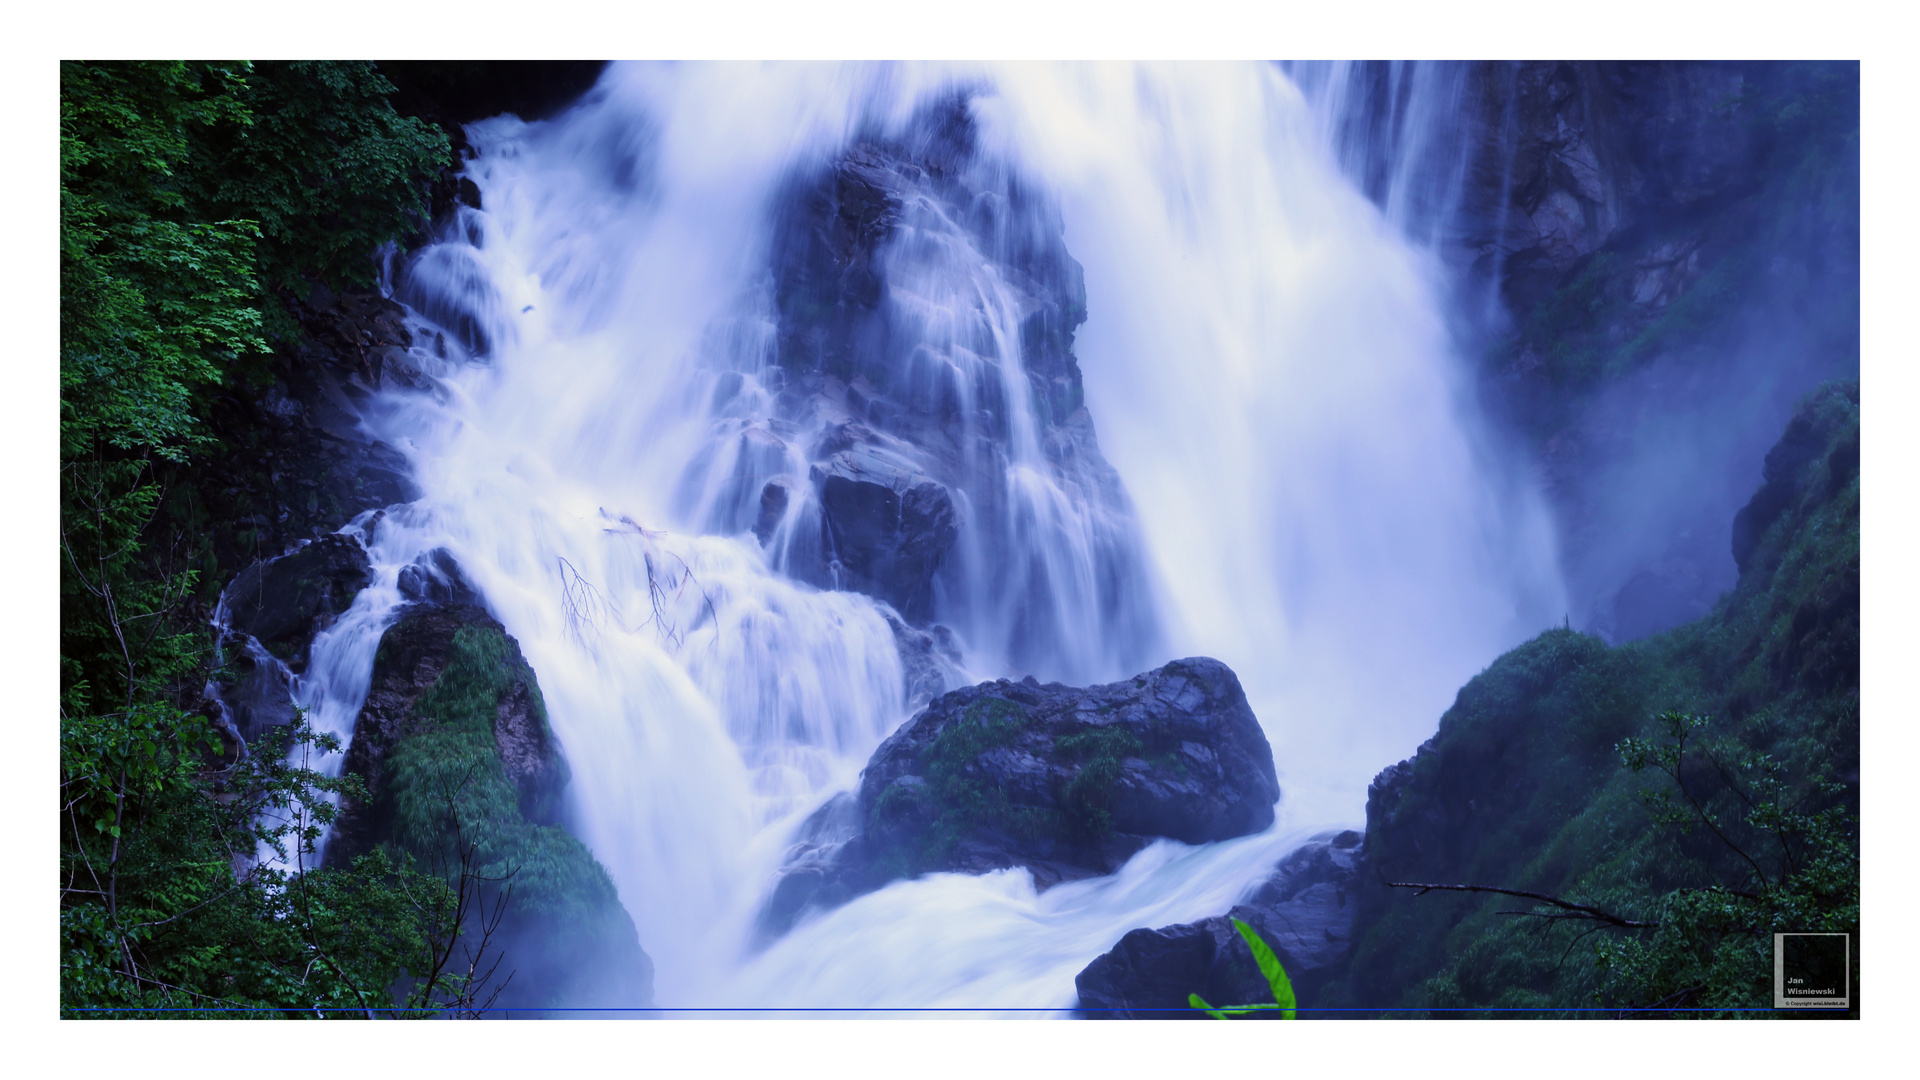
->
(1385, 881, 1656, 928)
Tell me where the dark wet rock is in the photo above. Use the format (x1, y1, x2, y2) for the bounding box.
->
(1074, 830, 1362, 1019)
(210, 631, 300, 744)
(221, 534, 371, 669)
(1444, 62, 1761, 313)
(883, 611, 967, 713)
(190, 288, 425, 620)
(809, 422, 959, 620)
(1233, 830, 1365, 978)
(1077, 918, 1262, 1020)
(758, 657, 1279, 938)
(396, 547, 484, 606)
(751, 479, 792, 545)
(758, 792, 864, 944)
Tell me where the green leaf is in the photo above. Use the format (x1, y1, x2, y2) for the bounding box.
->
(1233, 918, 1296, 1018)
(1188, 992, 1231, 1020)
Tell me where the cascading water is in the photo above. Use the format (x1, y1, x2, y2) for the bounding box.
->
(269, 61, 1564, 1012)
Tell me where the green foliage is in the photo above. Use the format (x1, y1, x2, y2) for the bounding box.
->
(1592, 713, 1857, 1015)
(1189, 920, 1297, 1019)
(60, 62, 261, 464)
(60, 61, 446, 464)
(60, 710, 466, 1017)
(185, 62, 447, 332)
(59, 61, 457, 1017)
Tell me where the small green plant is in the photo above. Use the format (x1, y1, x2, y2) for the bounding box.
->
(1189, 919, 1297, 1019)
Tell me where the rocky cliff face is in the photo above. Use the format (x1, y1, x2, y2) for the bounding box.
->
(1320, 61, 1857, 646)
(181, 287, 422, 623)
(759, 657, 1280, 939)
(741, 98, 1149, 659)
(1465, 62, 1858, 645)
(1458, 62, 1762, 313)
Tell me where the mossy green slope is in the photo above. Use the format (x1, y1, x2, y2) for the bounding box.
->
(1323, 382, 1857, 1016)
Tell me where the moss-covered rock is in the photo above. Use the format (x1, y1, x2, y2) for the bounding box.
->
(329, 599, 653, 1011)
(759, 657, 1278, 938)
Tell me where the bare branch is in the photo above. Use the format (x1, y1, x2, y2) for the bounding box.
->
(1385, 880, 1656, 929)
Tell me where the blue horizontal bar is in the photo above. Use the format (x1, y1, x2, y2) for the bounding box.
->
(63, 999, 1781, 1006)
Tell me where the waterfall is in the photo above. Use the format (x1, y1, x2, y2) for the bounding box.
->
(277, 62, 1564, 1011)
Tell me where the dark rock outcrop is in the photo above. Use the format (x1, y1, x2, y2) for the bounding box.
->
(759, 657, 1279, 938)
(210, 633, 299, 745)
(1075, 830, 1362, 1018)
(884, 611, 967, 713)
(735, 97, 1150, 652)
(183, 286, 426, 645)
(220, 533, 371, 670)
(396, 546, 484, 606)
(809, 422, 959, 621)
(1466, 62, 1761, 312)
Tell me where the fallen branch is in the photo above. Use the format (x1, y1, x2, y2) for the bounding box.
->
(1385, 880, 1656, 928)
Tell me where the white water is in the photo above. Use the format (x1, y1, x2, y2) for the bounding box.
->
(279, 62, 1565, 1011)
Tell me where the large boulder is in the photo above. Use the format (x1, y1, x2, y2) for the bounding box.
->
(328, 596, 653, 1011)
(759, 657, 1280, 937)
(220, 533, 371, 669)
(1074, 829, 1362, 1019)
